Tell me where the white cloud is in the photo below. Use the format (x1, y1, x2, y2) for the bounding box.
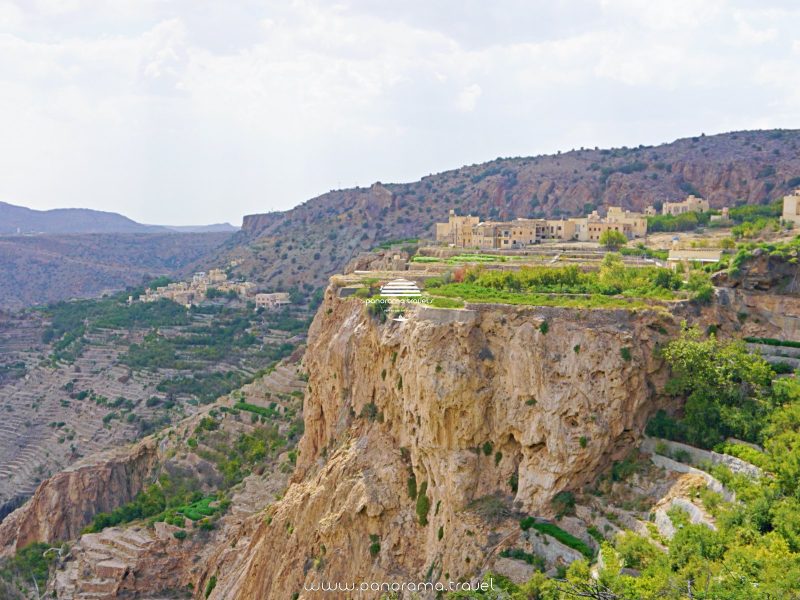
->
(0, 0, 797, 225)
(456, 83, 481, 112)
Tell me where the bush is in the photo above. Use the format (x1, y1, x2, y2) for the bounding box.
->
(466, 495, 511, 523)
(599, 229, 628, 250)
(1, 542, 56, 593)
(416, 481, 430, 526)
(205, 575, 217, 598)
(716, 442, 770, 469)
(360, 403, 379, 421)
(407, 475, 417, 500)
(498, 547, 545, 570)
(552, 491, 576, 518)
(369, 534, 380, 557)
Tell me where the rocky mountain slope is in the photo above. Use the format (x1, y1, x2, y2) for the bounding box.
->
(205, 285, 685, 598)
(0, 243, 796, 598)
(0, 201, 168, 235)
(218, 129, 800, 292)
(0, 232, 231, 309)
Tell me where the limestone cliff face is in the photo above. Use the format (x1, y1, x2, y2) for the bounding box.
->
(210, 292, 676, 599)
(0, 438, 158, 556)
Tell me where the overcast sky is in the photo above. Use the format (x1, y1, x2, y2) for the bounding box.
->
(1, 1, 798, 226)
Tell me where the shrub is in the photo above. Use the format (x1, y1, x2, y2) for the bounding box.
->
(173, 530, 188, 540)
(599, 229, 628, 250)
(539, 321, 549, 335)
(673, 449, 692, 464)
(482, 441, 493, 456)
(205, 575, 217, 598)
(437, 526, 444, 541)
(508, 472, 519, 493)
(552, 491, 576, 518)
(772, 361, 796, 375)
(620, 347, 632, 361)
(716, 442, 769, 469)
(360, 403, 379, 421)
(416, 482, 430, 525)
(498, 547, 546, 570)
(407, 474, 417, 500)
(466, 495, 511, 523)
(369, 534, 380, 557)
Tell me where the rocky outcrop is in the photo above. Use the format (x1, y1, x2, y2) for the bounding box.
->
(208, 291, 678, 598)
(0, 438, 158, 556)
(713, 248, 800, 294)
(344, 248, 412, 274)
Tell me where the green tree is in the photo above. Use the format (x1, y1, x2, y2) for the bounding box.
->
(661, 327, 773, 447)
(599, 229, 628, 250)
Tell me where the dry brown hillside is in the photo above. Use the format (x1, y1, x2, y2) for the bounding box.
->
(217, 129, 800, 291)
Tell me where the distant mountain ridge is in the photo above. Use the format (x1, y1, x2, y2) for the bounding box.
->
(163, 223, 239, 233)
(0, 201, 239, 235)
(0, 233, 232, 310)
(219, 129, 800, 292)
(0, 202, 166, 234)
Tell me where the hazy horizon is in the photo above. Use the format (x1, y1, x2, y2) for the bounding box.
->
(1, 0, 798, 226)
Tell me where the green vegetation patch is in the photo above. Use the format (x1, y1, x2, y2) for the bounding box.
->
(423, 256, 700, 309)
(426, 296, 465, 309)
(234, 401, 279, 419)
(645, 327, 778, 449)
(519, 519, 594, 559)
(744, 336, 800, 349)
(0, 542, 57, 594)
(498, 547, 546, 571)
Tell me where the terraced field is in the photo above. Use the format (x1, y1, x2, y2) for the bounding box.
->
(53, 358, 308, 599)
(0, 298, 311, 520)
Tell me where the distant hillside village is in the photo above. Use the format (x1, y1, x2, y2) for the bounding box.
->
(436, 191, 800, 249)
(436, 195, 710, 248)
(137, 268, 290, 310)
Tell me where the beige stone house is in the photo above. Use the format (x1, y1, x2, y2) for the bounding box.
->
(255, 292, 291, 310)
(661, 195, 710, 216)
(782, 189, 800, 225)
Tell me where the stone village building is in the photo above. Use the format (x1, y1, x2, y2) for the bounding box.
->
(783, 188, 800, 226)
(436, 206, 647, 249)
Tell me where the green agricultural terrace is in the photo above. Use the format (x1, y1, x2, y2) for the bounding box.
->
(420, 257, 712, 309)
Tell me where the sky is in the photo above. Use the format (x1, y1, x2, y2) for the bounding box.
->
(0, 1, 798, 226)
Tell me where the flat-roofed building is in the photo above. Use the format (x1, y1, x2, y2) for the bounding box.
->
(435, 210, 480, 247)
(606, 206, 647, 238)
(662, 195, 709, 215)
(208, 268, 228, 284)
(782, 189, 800, 225)
(473, 222, 500, 249)
(255, 292, 291, 309)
